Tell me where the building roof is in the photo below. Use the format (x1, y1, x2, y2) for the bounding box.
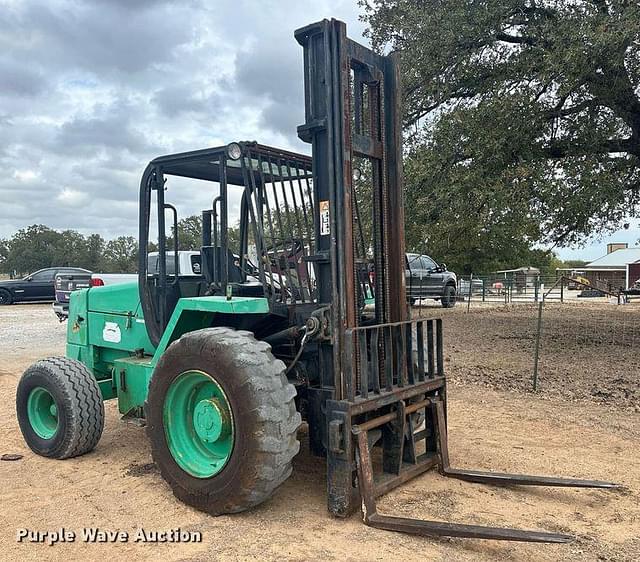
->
(585, 248, 640, 270)
(495, 267, 540, 274)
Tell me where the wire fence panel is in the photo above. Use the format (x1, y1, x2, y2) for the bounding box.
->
(455, 275, 622, 306)
(415, 301, 640, 412)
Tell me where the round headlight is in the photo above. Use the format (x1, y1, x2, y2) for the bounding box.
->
(226, 142, 242, 160)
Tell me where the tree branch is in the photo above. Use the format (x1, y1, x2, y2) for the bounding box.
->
(544, 99, 600, 119)
(589, 0, 609, 15)
(495, 32, 538, 46)
(543, 137, 636, 158)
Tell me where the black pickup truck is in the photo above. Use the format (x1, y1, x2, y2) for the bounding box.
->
(405, 253, 457, 308)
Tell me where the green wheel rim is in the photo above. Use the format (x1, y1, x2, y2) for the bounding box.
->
(163, 370, 235, 478)
(27, 387, 59, 439)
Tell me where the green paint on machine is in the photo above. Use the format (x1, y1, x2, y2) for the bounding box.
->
(64, 283, 269, 415)
(162, 370, 234, 478)
(27, 387, 59, 439)
(152, 296, 269, 364)
(113, 355, 154, 415)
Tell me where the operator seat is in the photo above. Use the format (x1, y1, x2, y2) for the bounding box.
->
(201, 246, 243, 285)
(200, 246, 265, 298)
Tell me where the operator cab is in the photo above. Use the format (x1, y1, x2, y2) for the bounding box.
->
(138, 142, 318, 346)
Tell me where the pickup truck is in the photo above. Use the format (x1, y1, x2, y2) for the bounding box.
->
(53, 251, 201, 320)
(53, 271, 136, 320)
(406, 253, 458, 308)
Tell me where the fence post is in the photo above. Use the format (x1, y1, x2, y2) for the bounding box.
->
(560, 280, 564, 303)
(482, 278, 486, 302)
(532, 300, 544, 391)
(534, 277, 539, 302)
(467, 274, 473, 313)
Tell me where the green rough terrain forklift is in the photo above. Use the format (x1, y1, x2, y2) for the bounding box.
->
(16, 19, 617, 542)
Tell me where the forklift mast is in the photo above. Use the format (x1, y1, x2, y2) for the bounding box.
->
(294, 19, 618, 539)
(296, 18, 428, 517)
(296, 19, 407, 401)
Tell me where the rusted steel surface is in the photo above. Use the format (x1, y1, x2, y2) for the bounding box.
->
(345, 318, 444, 402)
(296, 19, 428, 517)
(348, 377, 445, 416)
(433, 399, 618, 489)
(353, 405, 573, 543)
(350, 396, 619, 543)
(442, 469, 620, 489)
(295, 17, 620, 536)
(365, 514, 574, 543)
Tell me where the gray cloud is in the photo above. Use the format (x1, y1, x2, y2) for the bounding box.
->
(0, 0, 365, 240)
(154, 83, 227, 119)
(234, 38, 304, 136)
(0, 59, 46, 96)
(55, 101, 159, 155)
(4, 1, 193, 75)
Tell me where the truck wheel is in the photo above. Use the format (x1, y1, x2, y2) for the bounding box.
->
(146, 327, 301, 515)
(441, 285, 456, 308)
(0, 289, 12, 305)
(16, 357, 104, 459)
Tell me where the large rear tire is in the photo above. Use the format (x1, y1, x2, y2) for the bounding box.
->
(146, 327, 301, 515)
(16, 357, 104, 459)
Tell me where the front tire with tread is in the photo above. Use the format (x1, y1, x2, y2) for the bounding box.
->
(16, 357, 104, 459)
(146, 327, 301, 515)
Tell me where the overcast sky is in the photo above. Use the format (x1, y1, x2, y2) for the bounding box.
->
(0, 0, 365, 239)
(0, 0, 634, 262)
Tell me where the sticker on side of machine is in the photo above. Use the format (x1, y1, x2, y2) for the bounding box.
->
(103, 321, 122, 344)
(320, 200, 330, 236)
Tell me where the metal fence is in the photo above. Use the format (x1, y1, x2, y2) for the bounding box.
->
(456, 275, 616, 306)
(532, 299, 640, 394)
(423, 299, 640, 410)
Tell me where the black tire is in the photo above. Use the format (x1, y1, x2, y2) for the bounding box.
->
(146, 327, 301, 515)
(441, 284, 456, 308)
(0, 288, 12, 305)
(16, 357, 104, 459)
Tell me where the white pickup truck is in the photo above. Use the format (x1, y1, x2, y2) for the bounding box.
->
(53, 251, 201, 320)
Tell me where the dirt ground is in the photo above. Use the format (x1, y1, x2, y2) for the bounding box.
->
(0, 303, 638, 561)
(417, 301, 640, 411)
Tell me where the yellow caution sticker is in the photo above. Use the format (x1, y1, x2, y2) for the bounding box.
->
(320, 200, 330, 236)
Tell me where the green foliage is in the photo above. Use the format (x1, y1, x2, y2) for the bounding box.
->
(169, 215, 203, 251)
(102, 236, 139, 273)
(0, 239, 9, 270)
(85, 233, 106, 271)
(168, 214, 241, 253)
(534, 251, 565, 277)
(3, 225, 65, 274)
(362, 0, 640, 261)
(0, 215, 243, 276)
(52, 230, 96, 269)
(0, 225, 135, 275)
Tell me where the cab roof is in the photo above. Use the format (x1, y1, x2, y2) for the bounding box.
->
(148, 141, 312, 186)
